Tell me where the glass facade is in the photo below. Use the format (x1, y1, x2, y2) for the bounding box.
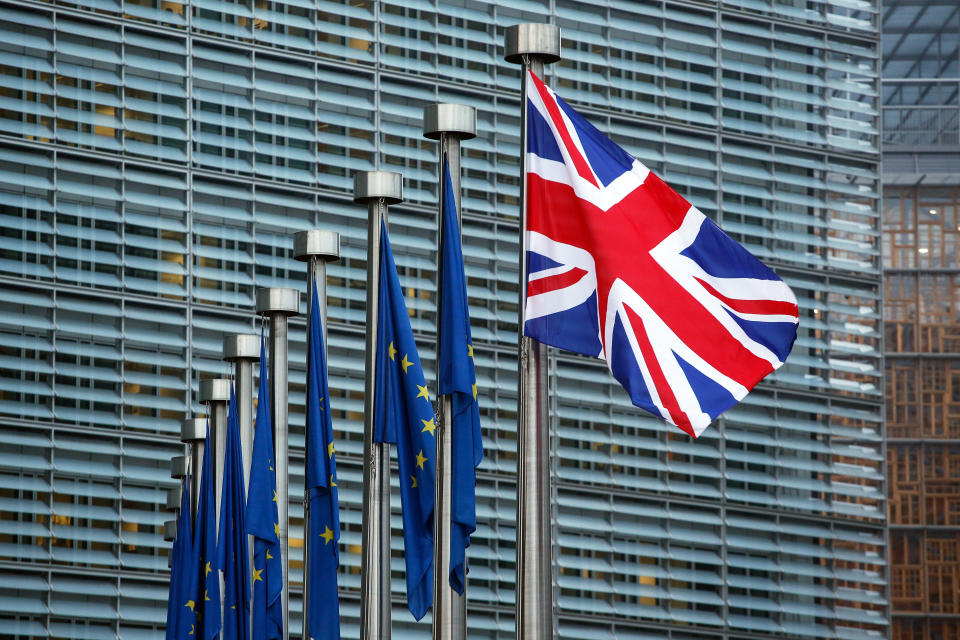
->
(0, 1, 884, 639)
(883, 2, 960, 639)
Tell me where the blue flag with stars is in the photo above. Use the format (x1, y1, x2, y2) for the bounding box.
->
(305, 283, 341, 640)
(196, 423, 222, 640)
(246, 332, 284, 640)
(166, 473, 193, 640)
(438, 159, 485, 595)
(218, 386, 251, 640)
(374, 219, 436, 621)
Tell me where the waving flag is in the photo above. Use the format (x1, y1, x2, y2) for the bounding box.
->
(523, 70, 798, 437)
(246, 333, 283, 640)
(437, 160, 483, 595)
(374, 219, 436, 620)
(218, 386, 250, 640)
(305, 284, 341, 640)
(166, 474, 193, 640)
(196, 424, 221, 640)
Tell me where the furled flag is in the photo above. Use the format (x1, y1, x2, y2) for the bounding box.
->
(246, 332, 283, 640)
(165, 473, 192, 640)
(522, 70, 799, 437)
(305, 284, 341, 640)
(218, 386, 250, 640)
(374, 219, 436, 620)
(196, 423, 221, 640)
(437, 160, 484, 595)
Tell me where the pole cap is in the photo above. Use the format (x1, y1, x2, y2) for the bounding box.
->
(223, 334, 260, 361)
(170, 455, 188, 479)
(199, 378, 231, 402)
(163, 519, 177, 542)
(294, 229, 340, 262)
(165, 487, 180, 511)
(353, 171, 403, 204)
(180, 418, 206, 443)
(256, 287, 299, 316)
(423, 103, 477, 140)
(504, 23, 561, 64)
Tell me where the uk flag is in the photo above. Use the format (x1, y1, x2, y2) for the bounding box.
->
(524, 71, 799, 437)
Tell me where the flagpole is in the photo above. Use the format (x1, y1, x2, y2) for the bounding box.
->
(504, 23, 561, 640)
(355, 170, 403, 640)
(256, 287, 299, 640)
(422, 102, 476, 640)
(163, 490, 178, 568)
(180, 418, 207, 527)
(293, 228, 341, 640)
(199, 378, 232, 531)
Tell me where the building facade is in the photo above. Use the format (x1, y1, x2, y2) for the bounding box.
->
(0, 1, 884, 639)
(882, 1, 960, 639)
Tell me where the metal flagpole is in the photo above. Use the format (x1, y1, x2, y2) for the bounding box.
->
(180, 418, 206, 527)
(293, 228, 341, 640)
(504, 22, 562, 640)
(256, 287, 299, 640)
(167, 454, 187, 569)
(223, 336, 259, 492)
(355, 170, 403, 640)
(422, 103, 476, 640)
(163, 486, 179, 568)
(199, 378, 232, 531)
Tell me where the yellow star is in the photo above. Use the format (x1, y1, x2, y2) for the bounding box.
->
(416, 384, 430, 401)
(388, 341, 396, 360)
(416, 449, 427, 470)
(410, 475, 418, 488)
(253, 568, 263, 583)
(467, 343, 474, 358)
(401, 354, 413, 374)
(330, 473, 337, 487)
(472, 382, 478, 400)
(318, 396, 325, 410)
(321, 525, 334, 544)
(231, 605, 236, 610)
(185, 600, 196, 611)
(327, 441, 335, 458)
(189, 624, 195, 635)
(274, 522, 280, 537)
(421, 417, 436, 436)
(266, 549, 274, 560)
(272, 490, 277, 503)
(204, 561, 211, 576)
(204, 589, 210, 601)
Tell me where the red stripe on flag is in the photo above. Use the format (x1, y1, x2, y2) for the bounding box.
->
(694, 277, 799, 318)
(529, 71, 599, 188)
(527, 266, 588, 298)
(623, 306, 696, 436)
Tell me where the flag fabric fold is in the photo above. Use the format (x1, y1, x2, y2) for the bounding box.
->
(218, 386, 250, 640)
(523, 70, 799, 437)
(373, 219, 436, 620)
(438, 159, 484, 595)
(166, 474, 193, 640)
(246, 332, 284, 640)
(196, 423, 222, 640)
(305, 284, 341, 640)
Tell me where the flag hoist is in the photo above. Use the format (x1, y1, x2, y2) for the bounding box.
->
(504, 22, 562, 640)
(422, 103, 480, 640)
(355, 170, 403, 640)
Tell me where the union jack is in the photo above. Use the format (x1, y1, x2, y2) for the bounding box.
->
(524, 71, 799, 437)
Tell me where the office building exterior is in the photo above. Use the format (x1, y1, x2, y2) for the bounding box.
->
(882, 1, 960, 639)
(0, 1, 884, 639)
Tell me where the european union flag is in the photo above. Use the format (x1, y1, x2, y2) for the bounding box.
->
(305, 284, 341, 639)
(374, 219, 436, 620)
(166, 473, 193, 640)
(438, 159, 484, 595)
(218, 386, 250, 640)
(246, 333, 283, 640)
(196, 423, 222, 640)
